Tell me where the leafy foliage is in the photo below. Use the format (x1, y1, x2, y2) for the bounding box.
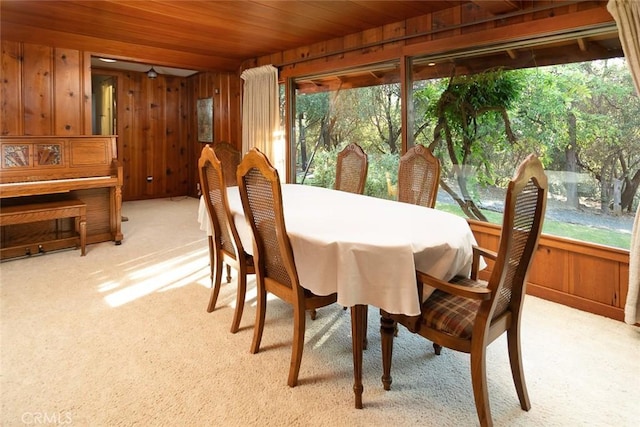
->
(293, 58, 639, 246)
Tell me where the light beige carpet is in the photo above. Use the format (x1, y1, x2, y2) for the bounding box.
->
(1, 196, 639, 426)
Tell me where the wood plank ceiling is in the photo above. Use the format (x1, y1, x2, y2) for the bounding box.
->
(1, 0, 525, 72)
(1, 0, 623, 85)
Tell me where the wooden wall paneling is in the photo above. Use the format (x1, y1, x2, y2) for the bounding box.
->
(221, 72, 241, 145)
(224, 75, 237, 145)
(135, 73, 148, 198)
(405, 14, 432, 46)
(185, 77, 196, 197)
(323, 37, 345, 63)
(345, 31, 366, 55)
(620, 263, 629, 311)
(191, 72, 210, 196)
(178, 78, 190, 196)
(157, 76, 170, 196)
(527, 245, 569, 292)
(431, 5, 461, 40)
(228, 73, 241, 145)
(53, 48, 82, 135)
(279, 32, 311, 64)
(132, 71, 148, 200)
(1, 41, 22, 135)
(118, 71, 133, 199)
(469, 220, 629, 321)
(23, 43, 53, 135)
(382, 21, 406, 50)
(192, 72, 207, 195)
(293, 44, 312, 65)
(363, 26, 385, 54)
(187, 75, 201, 197)
(496, 5, 528, 28)
(119, 71, 143, 200)
(82, 51, 92, 135)
(187, 71, 242, 197)
(212, 73, 225, 143)
(108, 68, 190, 200)
(163, 75, 188, 196)
(461, 1, 497, 34)
(570, 254, 620, 307)
(214, 73, 225, 143)
(253, 52, 277, 69)
(147, 76, 163, 197)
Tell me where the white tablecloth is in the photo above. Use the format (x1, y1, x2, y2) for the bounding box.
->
(198, 184, 479, 316)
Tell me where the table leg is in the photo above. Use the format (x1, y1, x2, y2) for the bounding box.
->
(350, 304, 366, 409)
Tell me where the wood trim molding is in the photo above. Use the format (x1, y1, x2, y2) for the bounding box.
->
(468, 219, 630, 262)
(277, 5, 615, 80)
(402, 7, 616, 58)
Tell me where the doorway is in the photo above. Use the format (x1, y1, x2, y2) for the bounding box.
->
(92, 74, 116, 135)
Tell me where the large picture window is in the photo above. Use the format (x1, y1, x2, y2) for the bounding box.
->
(290, 41, 638, 250)
(291, 62, 401, 200)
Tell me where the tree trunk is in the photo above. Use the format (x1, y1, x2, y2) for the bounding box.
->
(298, 113, 307, 170)
(320, 117, 331, 150)
(622, 169, 640, 212)
(439, 180, 487, 221)
(599, 164, 610, 214)
(565, 112, 580, 209)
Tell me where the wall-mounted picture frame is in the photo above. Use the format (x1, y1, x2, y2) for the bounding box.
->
(197, 97, 213, 143)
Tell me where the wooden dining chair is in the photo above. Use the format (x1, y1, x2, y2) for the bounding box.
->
(198, 144, 255, 333)
(335, 143, 368, 194)
(210, 142, 242, 285)
(213, 141, 241, 187)
(380, 153, 548, 427)
(237, 147, 338, 387)
(397, 144, 440, 208)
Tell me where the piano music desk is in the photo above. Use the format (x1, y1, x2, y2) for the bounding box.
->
(0, 199, 87, 257)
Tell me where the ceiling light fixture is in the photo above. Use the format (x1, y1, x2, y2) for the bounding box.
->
(147, 67, 158, 79)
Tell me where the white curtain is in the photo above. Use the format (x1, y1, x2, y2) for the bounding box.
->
(607, 0, 640, 324)
(240, 64, 281, 171)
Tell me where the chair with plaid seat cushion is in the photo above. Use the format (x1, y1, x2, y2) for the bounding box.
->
(380, 153, 548, 427)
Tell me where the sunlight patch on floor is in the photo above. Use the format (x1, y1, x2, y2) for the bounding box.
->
(104, 249, 209, 307)
(311, 310, 347, 349)
(98, 281, 120, 293)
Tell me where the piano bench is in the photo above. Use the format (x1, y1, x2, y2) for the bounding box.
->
(0, 199, 87, 256)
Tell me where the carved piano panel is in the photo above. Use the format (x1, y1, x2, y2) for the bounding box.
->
(0, 136, 123, 259)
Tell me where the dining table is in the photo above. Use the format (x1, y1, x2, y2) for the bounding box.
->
(197, 183, 481, 408)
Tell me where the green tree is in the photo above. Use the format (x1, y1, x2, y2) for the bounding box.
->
(423, 69, 524, 221)
(518, 60, 640, 214)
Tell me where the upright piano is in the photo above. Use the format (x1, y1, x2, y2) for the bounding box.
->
(0, 135, 123, 259)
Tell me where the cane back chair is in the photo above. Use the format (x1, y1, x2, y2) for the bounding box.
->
(397, 145, 440, 208)
(198, 145, 255, 333)
(237, 148, 338, 387)
(335, 143, 368, 194)
(381, 153, 548, 427)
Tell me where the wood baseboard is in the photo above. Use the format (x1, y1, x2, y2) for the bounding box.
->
(527, 283, 624, 322)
